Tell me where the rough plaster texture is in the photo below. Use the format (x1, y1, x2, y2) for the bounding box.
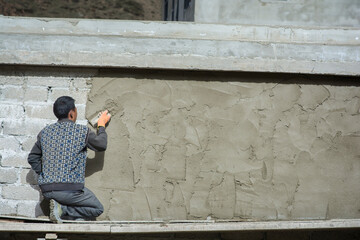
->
(195, 0, 360, 27)
(0, 67, 93, 218)
(85, 70, 360, 221)
(1, 67, 360, 222)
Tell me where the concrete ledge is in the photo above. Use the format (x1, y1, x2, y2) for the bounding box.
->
(1, 219, 360, 234)
(0, 16, 360, 76)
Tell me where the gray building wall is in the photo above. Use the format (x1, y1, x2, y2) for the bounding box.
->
(0, 17, 359, 221)
(195, 0, 360, 27)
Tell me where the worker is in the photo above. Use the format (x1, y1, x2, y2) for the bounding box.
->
(27, 96, 111, 223)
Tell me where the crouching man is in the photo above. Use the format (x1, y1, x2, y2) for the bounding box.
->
(27, 96, 111, 223)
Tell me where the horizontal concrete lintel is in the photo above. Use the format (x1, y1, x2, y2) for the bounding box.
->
(1, 219, 360, 234)
(1, 16, 360, 45)
(1, 16, 360, 76)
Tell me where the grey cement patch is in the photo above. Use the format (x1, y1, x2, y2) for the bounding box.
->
(85, 72, 360, 221)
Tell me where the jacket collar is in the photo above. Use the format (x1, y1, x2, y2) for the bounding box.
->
(58, 118, 74, 123)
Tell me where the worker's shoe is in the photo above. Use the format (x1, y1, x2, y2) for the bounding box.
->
(74, 218, 86, 221)
(49, 199, 63, 223)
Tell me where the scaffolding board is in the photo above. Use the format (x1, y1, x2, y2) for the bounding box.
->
(1, 216, 360, 234)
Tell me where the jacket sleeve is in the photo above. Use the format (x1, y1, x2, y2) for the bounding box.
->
(86, 126, 108, 151)
(27, 132, 42, 175)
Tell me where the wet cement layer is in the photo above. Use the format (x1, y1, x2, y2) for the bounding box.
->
(85, 70, 360, 221)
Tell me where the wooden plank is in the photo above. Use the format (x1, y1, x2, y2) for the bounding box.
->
(0, 222, 111, 233)
(0, 215, 51, 223)
(110, 219, 360, 233)
(0, 215, 163, 225)
(1, 219, 360, 234)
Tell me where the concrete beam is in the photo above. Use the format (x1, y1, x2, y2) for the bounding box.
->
(0, 16, 359, 76)
(1, 219, 360, 234)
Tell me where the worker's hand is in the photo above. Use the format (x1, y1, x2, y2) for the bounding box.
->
(97, 110, 111, 128)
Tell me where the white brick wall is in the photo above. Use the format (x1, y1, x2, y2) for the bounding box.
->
(0, 200, 17, 215)
(0, 136, 20, 151)
(17, 201, 43, 217)
(0, 74, 91, 218)
(20, 169, 38, 185)
(20, 136, 37, 152)
(0, 168, 18, 184)
(0, 104, 24, 119)
(1, 151, 30, 168)
(24, 86, 48, 102)
(1, 185, 41, 201)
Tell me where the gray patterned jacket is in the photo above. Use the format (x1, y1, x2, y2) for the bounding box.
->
(27, 119, 107, 192)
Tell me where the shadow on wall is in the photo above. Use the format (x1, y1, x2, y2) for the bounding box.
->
(24, 151, 105, 217)
(86, 152, 105, 177)
(26, 170, 49, 217)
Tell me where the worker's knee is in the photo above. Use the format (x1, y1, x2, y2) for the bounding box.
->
(94, 204, 104, 217)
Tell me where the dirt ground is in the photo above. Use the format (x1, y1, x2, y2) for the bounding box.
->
(0, 0, 162, 20)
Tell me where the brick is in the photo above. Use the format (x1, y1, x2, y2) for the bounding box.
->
(0, 86, 25, 101)
(20, 168, 38, 185)
(3, 119, 50, 136)
(2, 185, 41, 201)
(76, 104, 86, 121)
(49, 88, 89, 105)
(49, 88, 71, 102)
(17, 201, 41, 218)
(24, 86, 48, 102)
(1, 151, 30, 168)
(27, 76, 70, 88)
(71, 89, 90, 105)
(25, 104, 56, 119)
(23, 120, 53, 136)
(26, 120, 48, 136)
(0, 103, 24, 119)
(20, 136, 37, 152)
(3, 120, 25, 136)
(71, 78, 90, 89)
(0, 167, 18, 184)
(0, 200, 17, 215)
(0, 76, 24, 85)
(0, 136, 20, 151)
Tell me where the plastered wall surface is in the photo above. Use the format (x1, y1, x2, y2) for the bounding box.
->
(1, 67, 359, 221)
(85, 71, 360, 221)
(195, 0, 360, 27)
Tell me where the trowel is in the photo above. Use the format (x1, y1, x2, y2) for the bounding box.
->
(88, 111, 111, 128)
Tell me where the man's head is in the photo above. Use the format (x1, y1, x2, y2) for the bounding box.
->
(53, 96, 77, 122)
